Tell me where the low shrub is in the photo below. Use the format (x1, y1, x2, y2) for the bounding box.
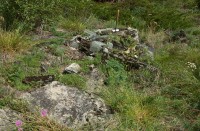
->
(0, 30, 32, 54)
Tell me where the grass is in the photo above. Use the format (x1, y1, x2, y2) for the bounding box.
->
(0, 0, 200, 130)
(101, 86, 167, 130)
(0, 46, 46, 90)
(98, 41, 200, 130)
(58, 18, 86, 33)
(0, 30, 33, 54)
(59, 74, 87, 90)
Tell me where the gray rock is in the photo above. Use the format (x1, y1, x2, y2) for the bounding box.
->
(69, 36, 81, 49)
(0, 108, 21, 131)
(63, 63, 81, 74)
(90, 41, 106, 53)
(89, 41, 113, 53)
(127, 27, 140, 43)
(20, 81, 111, 129)
(70, 41, 80, 49)
(95, 28, 113, 35)
(84, 29, 97, 39)
(86, 68, 105, 93)
(107, 42, 113, 50)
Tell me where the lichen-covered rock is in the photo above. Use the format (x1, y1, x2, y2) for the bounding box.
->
(20, 81, 112, 129)
(89, 41, 113, 53)
(90, 41, 106, 53)
(0, 108, 21, 131)
(86, 68, 105, 93)
(63, 63, 81, 74)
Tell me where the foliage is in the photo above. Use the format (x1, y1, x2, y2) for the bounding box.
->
(0, 0, 200, 130)
(0, 30, 32, 53)
(0, 48, 45, 90)
(0, 0, 63, 29)
(60, 74, 87, 90)
(48, 44, 66, 57)
(99, 43, 200, 130)
(100, 60, 166, 130)
(153, 44, 200, 130)
(58, 18, 86, 33)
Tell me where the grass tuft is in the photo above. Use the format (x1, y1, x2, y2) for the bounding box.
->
(60, 74, 87, 90)
(0, 30, 32, 53)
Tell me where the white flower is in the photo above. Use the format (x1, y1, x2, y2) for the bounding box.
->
(186, 62, 197, 71)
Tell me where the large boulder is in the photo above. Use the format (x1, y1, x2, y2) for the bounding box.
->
(20, 81, 112, 129)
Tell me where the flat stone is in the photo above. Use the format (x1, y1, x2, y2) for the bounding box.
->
(20, 81, 111, 129)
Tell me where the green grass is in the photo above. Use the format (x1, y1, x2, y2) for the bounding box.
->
(98, 42, 200, 130)
(0, 0, 200, 130)
(0, 46, 46, 90)
(58, 18, 86, 33)
(101, 86, 167, 130)
(0, 30, 33, 54)
(59, 74, 87, 90)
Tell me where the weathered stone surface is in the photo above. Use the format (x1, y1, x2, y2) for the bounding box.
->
(90, 41, 106, 53)
(20, 81, 111, 129)
(0, 108, 21, 131)
(63, 63, 81, 74)
(86, 68, 105, 93)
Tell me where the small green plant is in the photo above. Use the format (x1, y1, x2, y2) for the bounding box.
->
(60, 74, 87, 90)
(103, 59, 128, 87)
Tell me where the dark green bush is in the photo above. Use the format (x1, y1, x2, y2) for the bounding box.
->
(0, 0, 63, 30)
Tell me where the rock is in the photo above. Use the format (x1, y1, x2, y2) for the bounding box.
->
(89, 41, 113, 53)
(86, 68, 105, 93)
(69, 36, 81, 49)
(70, 40, 80, 49)
(127, 27, 140, 43)
(90, 41, 106, 53)
(86, 56, 94, 61)
(20, 81, 112, 129)
(84, 29, 97, 39)
(107, 42, 113, 50)
(95, 28, 113, 35)
(63, 63, 81, 74)
(0, 108, 21, 131)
